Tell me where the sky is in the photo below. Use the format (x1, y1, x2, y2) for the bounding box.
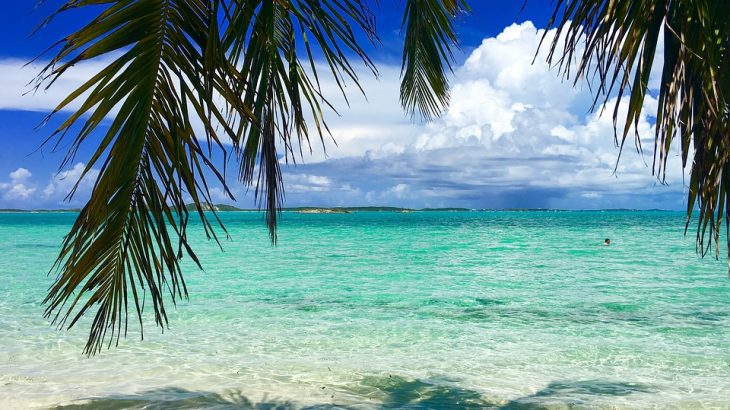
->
(0, 1, 688, 210)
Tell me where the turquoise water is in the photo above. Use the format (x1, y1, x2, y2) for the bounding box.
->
(0, 211, 729, 409)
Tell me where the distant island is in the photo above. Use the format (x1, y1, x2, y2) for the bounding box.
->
(178, 204, 472, 213)
(295, 208, 351, 214)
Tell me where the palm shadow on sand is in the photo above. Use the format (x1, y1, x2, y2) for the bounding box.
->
(53, 376, 653, 409)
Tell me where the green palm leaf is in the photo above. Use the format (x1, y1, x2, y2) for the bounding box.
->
(220, 0, 377, 240)
(542, 0, 730, 272)
(35, 0, 471, 353)
(400, 0, 469, 120)
(38, 0, 245, 355)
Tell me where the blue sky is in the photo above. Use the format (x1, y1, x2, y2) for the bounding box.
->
(0, 1, 686, 210)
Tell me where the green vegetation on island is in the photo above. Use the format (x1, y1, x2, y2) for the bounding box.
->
(183, 203, 246, 212)
(185, 205, 471, 213)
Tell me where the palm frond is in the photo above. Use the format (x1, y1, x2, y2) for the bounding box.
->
(38, 0, 380, 353)
(542, 0, 730, 273)
(38, 0, 245, 355)
(220, 0, 377, 241)
(400, 0, 469, 120)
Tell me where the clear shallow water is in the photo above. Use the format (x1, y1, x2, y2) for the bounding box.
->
(0, 211, 729, 409)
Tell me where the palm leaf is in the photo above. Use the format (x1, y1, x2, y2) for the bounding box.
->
(36, 0, 477, 353)
(220, 0, 377, 240)
(400, 0, 469, 120)
(38, 0, 245, 355)
(542, 0, 730, 274)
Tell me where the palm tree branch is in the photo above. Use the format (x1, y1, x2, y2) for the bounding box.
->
(221, 0, 378, 241)
(39, 0, 243, 355)
(400, 0, 469, 120)
(542, 0, 730, 273)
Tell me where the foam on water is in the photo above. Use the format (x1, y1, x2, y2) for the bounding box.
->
(1, 211, 729, 409)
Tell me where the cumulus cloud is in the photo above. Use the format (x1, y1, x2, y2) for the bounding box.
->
(1, 168, 36, 202)
(4, 183, 35, 201)
(287, 174, 332, 193)
(0, 21, 687, 210)
(42, 163, 100, 206)
(278, 21, 686, 209)
(0, 163, 100, 208)
(9, 167, 32, 182)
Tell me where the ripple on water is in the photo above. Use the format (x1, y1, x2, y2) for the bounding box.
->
(0, 211, 729, 408)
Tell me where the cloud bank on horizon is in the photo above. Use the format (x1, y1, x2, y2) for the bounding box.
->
(0, 22, 687, 210)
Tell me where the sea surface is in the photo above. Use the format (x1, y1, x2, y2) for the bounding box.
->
(0, 211, 729, 409)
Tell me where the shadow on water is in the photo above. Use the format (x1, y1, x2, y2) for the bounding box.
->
(53, 388, 344, 410)
(349, 375, 492, 408)
(350, 375, 652, 409)
(53, 376, 653, 409)
(501, 380, 654, 409)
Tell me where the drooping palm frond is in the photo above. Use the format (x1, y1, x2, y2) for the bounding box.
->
(542, 0, 730, 272)
(37, 0, 470, 354)
(219, 0, 377, 241)
(400, 0, 469, 120)
(38, 0, 246, 355)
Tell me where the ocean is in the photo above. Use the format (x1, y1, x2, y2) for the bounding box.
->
(1, 211, 728, 408)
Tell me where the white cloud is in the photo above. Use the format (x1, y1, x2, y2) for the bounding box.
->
(287, 174, 334, 193)
(4, 183, 35, 201)
(1, 168, 36, 202)
(0, 21, 686, 210)
(285, 64, 417, 163)
(0, 58, 121, 113)
(9, 167, 32, 182)
(279, 21, 685, 209)
(0, 56, 408, 152)
(0, 162, 101, 208)
(0, 56, 235, 149)
(42, 163, 100, 205)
